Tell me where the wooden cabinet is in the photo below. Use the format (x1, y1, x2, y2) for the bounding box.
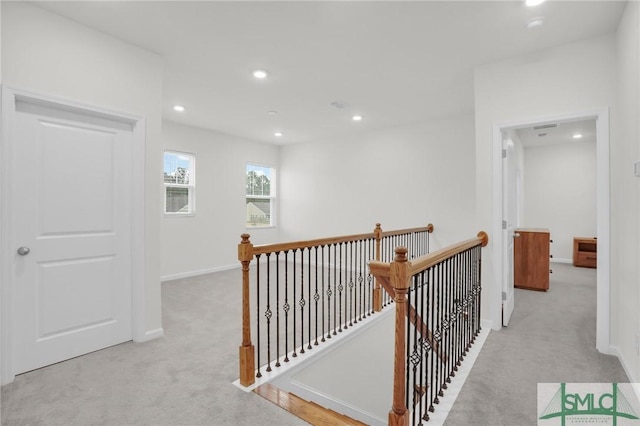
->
(573, 237, 597, 268)
(514, 228, 550, 291)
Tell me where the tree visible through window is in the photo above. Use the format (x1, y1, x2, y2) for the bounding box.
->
(164, 151, 195, 215)
(246, 164, 275, 227)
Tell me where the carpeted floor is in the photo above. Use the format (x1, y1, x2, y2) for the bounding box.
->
(1, 263, 627, 425)
(1, 269, 307, 426)
(444, 263, 627, 426)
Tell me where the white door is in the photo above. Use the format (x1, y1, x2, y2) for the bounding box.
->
(502, 132, 517, 326)
(8, 94, 134, 374)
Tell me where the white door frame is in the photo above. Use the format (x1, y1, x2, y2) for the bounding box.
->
(491, 108, 610, 354)
(0, 86, 147, 384)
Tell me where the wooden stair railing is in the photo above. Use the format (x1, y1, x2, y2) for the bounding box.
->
(238, 223, 434, 387)
(369, 231, 489, 426)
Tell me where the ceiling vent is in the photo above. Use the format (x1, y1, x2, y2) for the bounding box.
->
(532, 123, 557, 130)
(538, 133, 547, 137)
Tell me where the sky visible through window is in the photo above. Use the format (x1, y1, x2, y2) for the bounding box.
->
(164, 153, 191, 176)
(247, 164, 271, 179)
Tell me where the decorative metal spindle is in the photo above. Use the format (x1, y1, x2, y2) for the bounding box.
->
(368, 239, 374, 315)
(284, 251, 290, 363)
(409, 274, 419, 422)
(275, 252, 281, 368)
(428, 265, 435, 413)
(292, 249, 297, 358)
(358, 240, 364, 322)
(333, 244, 340, 336)
(265, 253, 273, 372)
(307, 247, 318, 349)
(421, 270, 428, 422)
(348, 241, 353, 328)
(300, 248, 306, 354)
(435, 262, 443, 402)
(321, 246, 326, 343)
(442, 258, 450, 387)
(327, 245, 334, 339)
(255, 254, 262, 378)
(338, 243, 343, 332)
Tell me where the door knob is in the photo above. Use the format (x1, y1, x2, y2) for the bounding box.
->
(17, 247, 30, 256)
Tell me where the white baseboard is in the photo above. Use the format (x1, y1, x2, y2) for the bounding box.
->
(551, 258, 572, 264)
(134, 328, 164, 343)
(160, 264, 239, 282)
(610, 345, 638, 383)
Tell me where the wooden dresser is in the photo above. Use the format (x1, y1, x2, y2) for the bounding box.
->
(514, 228, 550, 291)
(573, 237, 597, 268)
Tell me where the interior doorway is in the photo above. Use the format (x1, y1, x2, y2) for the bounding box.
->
(492, 109, 610, 353)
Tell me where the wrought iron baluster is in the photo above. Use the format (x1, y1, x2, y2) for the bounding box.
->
(307, 247, 318, 349)
(333, 244, 340, 336)
(358, 240, 364, 322)
(275, 252, 281, 368)
(428, 265, 436, 413)
(255, 254, 262, 378)
(300, 248, 306, 354)
(348, 241, 354, 327)
(284, 251, 290, 363)
(338, 243, 344, 332)
(292, 249, 297, 358)
(321, 245, 326, 343)
(265, 253, 273, 372)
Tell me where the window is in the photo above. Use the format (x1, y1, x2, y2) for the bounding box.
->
(246, 163, 276, 227)
(164, 151, 195, 215)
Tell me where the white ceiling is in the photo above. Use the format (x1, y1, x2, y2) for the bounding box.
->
(32, 0, 626, 145)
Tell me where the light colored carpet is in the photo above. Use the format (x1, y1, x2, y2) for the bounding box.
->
(1, 269, 307, 426)
(444, 263, 627, 426)
(1, 263, 626, 425)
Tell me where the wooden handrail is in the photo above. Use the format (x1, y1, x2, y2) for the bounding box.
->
(251, 224, 434, 256)
(369, 230, 488, 278)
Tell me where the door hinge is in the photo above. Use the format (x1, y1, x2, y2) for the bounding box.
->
(502, 220, 507, 230)
(502, 149, 507, 159)
(502, 291, 507, 301)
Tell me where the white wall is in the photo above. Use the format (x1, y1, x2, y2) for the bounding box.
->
(279, 114, 476, 250)
(613, 0, 640, 381)
(161, 121, 281, 279)
(523, 140, 597, 262)
(474, 35, 616, 331)
(2, 2, 164, 336)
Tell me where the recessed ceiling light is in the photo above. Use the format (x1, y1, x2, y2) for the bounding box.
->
(527, 17, 545, 29)
(173, 105, 185, 112)
(352, 115, 363, 121)
(525, 0, 546, 6)
(573, 134, 583, 139)
(274, 132, 283, 137)
(253, 70, 268, 79)
(267, 110, 278, 115)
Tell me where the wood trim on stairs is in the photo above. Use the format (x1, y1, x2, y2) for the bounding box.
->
(254, 383, 367, 426)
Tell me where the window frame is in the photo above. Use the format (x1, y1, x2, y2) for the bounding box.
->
(164, 150, 196, 216)
(245, 162, 277, 229)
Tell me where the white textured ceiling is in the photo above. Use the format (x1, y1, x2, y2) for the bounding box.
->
(32, 1, 626, 145)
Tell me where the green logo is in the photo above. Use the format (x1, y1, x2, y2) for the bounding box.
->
(539, 383, 640, 425)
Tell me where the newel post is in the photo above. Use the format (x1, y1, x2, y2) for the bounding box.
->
(389, 247, 410, 426)
(238, 234, 255, 387)
(373, 223, 383, 312)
